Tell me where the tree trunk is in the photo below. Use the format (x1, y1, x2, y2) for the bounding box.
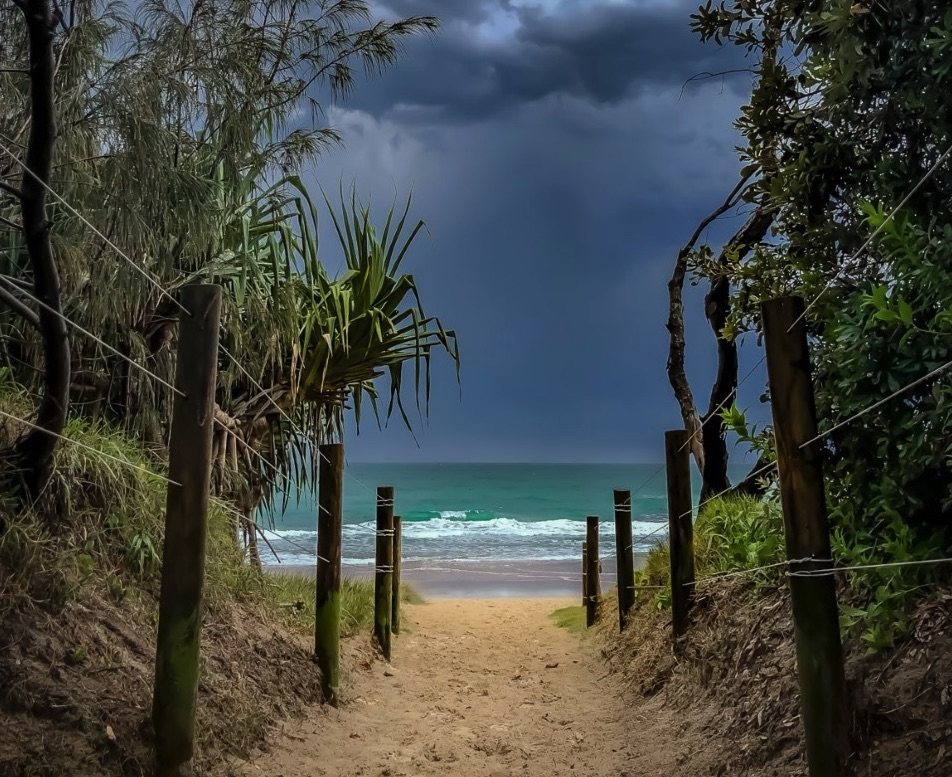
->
(698, 274, 734, 501)
(245, 513, 262, 571)
(666, 175, 751, 477)
(734, 453, 774, 498)
(666, 249, 705, 471)
(13, 0, 71, 500)
(699, 205, 775, 502)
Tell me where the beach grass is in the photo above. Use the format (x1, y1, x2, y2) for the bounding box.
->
(634, 495, 785, 609)
(265, 573, 423, 637)
(551, 605, 586, 633)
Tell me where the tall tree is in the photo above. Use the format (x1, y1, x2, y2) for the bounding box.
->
(689, 0, 952, 644)
(0, 0, 438, 515)
(0, 0, 70, 499)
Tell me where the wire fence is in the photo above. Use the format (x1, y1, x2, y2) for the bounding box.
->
(791, 142, 952, 331)
(0, 140, 381, 504)
(2, 122, 951, 599)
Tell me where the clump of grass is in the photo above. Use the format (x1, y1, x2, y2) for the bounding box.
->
(341, 579, 377, 636)
(0, 404, 262, 616)
(262, 573, 423, 637)
(400, 584, 425, 605)
(551, 604, 586, 634)
(635, 495, 784, 609)
(694, 495, 784, 573)
(0, 389, 423, 643)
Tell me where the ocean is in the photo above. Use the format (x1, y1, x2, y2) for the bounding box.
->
(260, 463, 685, 570)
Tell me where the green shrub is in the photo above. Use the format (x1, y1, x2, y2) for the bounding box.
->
(694, 496, 784, 575)
(831, 508, 946, 652)
(635, 495, 785, 610)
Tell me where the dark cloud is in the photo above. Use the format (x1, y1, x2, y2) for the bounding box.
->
(302, 1, 767, 462)
(348, 0, 751, 121)
(383, 0, 502, 24)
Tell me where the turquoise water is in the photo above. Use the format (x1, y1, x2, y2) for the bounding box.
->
(261, 463, 683, 568)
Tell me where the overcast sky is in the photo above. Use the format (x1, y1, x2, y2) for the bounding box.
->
(312, 0, 768, 464)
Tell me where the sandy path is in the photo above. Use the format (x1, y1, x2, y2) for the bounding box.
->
(238, 599, 640, 777)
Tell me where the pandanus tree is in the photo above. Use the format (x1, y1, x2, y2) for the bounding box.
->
(299, 191, 458, 702)
(0, 0, 437, 506)
(298, 192, 459, 438)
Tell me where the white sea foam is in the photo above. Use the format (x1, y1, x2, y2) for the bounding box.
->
(261, 516, 668, 568)
(336, 517, 665, 540)
(266, 518, 666, 542)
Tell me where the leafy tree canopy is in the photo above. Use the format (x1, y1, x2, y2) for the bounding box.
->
(691, 0, 952, 647)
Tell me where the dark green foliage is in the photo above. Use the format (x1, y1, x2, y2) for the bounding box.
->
(637, 496, 785, 610)
(689, 0, 952, 647)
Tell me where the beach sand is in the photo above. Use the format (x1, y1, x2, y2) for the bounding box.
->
(236, 597, 687, 776)
(267, 556, 644, 599)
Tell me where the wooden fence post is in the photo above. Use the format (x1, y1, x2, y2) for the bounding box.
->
(585, 516, 600, 627)
(314, 443, 343, 706)
(581, 540, 588, 607)
(666, 429, 695, 641)
(392, 515, 402, 635)
(762, 296, 847, 777)
(152, 284, 221, 777)
(614, 489, 636, 631)
(374, 486, 395, 660)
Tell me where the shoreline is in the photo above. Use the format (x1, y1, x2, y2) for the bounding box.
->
(265, 555, 646, 598)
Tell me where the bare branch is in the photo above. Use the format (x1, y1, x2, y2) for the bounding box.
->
(666, 171, 755, 473)
(680, 69, 754, 99)
(0, 180, 23, 199)
(683, 172, 753, 252)
(0, 279, 39, 329)
(0, 273, 32, 289)
(0, 214, 23, 230)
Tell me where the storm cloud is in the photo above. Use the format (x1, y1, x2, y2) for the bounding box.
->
(349, 0, 752, 121)
(308, 0, 767, 464)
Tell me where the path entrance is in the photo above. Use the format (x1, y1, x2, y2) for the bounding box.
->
(237, 599, 675, 776)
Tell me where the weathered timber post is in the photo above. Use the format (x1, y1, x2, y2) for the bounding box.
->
(314, 443, 344, 706)
(614, 489, 636, 632)
(581, 540, 588, 607)
(585, 516, 600, 628)
(152, 284, 221, 777)
(666, 429, 695, 641)
(762, 296, 847, 777)
(373, 486, 395, 660)
(392, 515, 403, 635)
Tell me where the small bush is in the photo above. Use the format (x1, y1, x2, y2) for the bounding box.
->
(694, 495, 784, 575)
(635, 495, 785, 610)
